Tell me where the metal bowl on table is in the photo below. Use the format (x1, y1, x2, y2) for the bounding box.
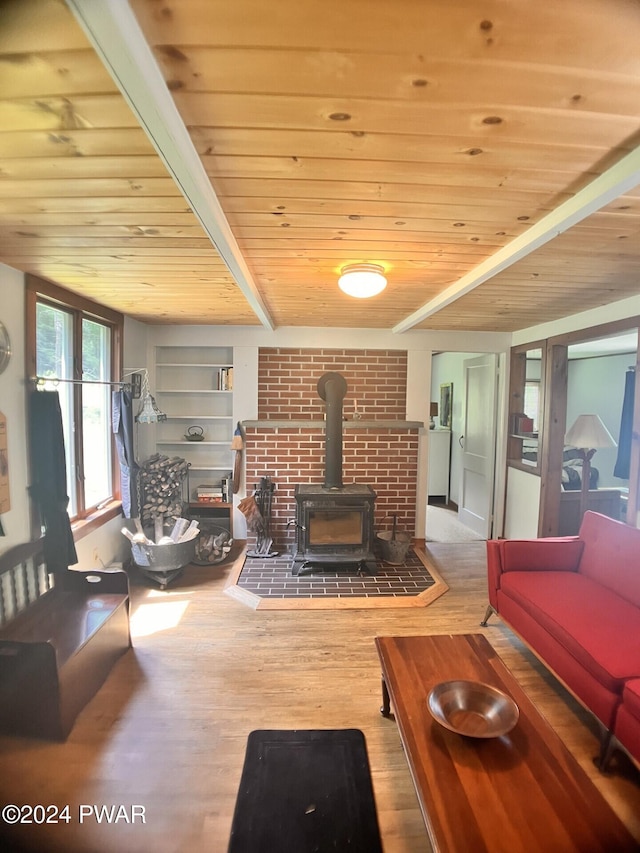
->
(427, 679, 519, 738)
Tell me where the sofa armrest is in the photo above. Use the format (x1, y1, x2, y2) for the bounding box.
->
(486, 541, 503, 609)
(486, 537, 584, 608)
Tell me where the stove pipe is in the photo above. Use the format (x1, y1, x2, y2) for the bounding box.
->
(317, 372, 348, 489)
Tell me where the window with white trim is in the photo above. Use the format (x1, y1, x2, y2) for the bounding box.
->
(27, 277, 123, 523)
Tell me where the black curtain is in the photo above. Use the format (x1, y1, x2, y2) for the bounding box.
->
(28, 390, 78, 573)
(614, 367, 635, 480)
(112, 388, 139, 518)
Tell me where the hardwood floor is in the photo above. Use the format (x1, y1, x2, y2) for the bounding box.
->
(0, 542, 638, 853)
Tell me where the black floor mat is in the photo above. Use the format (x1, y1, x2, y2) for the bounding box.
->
(228, 729, 383, 853)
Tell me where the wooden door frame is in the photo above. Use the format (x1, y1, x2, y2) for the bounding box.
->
(508, 316, 640, 535)
(539, 317, 640, 534)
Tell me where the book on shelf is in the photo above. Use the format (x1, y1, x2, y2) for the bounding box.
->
(196, 485, 224, 504)
(217, 367, 233, 390)
(197, 483, 223, 498)
(514, 414, 535, 435)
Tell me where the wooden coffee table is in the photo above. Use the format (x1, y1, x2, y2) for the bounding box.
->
(375, 633, 637, 853)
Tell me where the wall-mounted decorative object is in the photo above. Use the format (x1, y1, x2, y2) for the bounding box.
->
(440, 383, 453, 429)
(0, 411, 10, 514)
(0, 322, 11, 375)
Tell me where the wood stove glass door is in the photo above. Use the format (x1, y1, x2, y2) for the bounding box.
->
(308, 509, 363, 545)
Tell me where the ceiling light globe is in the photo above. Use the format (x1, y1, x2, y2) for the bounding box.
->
(338, 264, 387, 298)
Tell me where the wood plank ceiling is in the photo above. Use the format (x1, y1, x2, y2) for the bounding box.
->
(1, 0, 640, 331)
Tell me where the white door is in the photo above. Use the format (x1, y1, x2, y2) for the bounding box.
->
(458, 354, 498, 537)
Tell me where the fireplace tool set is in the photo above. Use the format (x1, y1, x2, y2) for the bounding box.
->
(239, 475, 278, 558)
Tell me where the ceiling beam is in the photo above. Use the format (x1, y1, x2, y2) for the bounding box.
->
(66, 0, 275, 331)
(393, 144, 640, 334)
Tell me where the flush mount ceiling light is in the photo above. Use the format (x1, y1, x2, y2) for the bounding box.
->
(338, 263, 387, 298)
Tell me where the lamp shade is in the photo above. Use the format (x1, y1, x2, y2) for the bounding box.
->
(338, 264, 387, 298)
(430, 402, 439, 417)
(565, 414, 616, 450)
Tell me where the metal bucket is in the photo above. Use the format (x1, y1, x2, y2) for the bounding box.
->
(376, 530, 411, 564)
(376, 513, 412, 564)
(131, 538, 196, 571)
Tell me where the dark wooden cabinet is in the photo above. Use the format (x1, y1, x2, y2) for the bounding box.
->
(188, 501, 233, 536)
(558, 488, 621, 536)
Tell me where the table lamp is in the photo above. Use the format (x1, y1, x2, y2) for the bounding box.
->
(564, 414, 617, 521)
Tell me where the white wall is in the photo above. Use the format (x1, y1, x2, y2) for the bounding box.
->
(506, 299, 640, 534)
(430, 352, 482, 505)
(567, 353, 633, 488)
(408, 351, 432, 541)
(73, 515, 130, 569)
(0, 263, 30, 549)
(123, 315, 154, 463)
(504, 467, 541, 538)
(148, 327, 511, 538)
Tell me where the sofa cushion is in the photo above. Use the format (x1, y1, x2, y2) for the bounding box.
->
(622, 679, 640, 721)
(500, 571, 640, 693)
(496, 589, 621, 728)
(578, 511, 640, 607)
(501, 538, 584, 573)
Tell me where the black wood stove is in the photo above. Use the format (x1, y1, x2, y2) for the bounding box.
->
(291, 372, 377, 576)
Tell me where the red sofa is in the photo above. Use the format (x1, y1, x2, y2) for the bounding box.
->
(483, 510, 640, 769)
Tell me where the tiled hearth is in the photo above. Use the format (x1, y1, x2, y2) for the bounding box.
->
(225, 548, 449, 610)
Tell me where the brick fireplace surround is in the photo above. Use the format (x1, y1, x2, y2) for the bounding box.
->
(243, 348, 421, 555)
